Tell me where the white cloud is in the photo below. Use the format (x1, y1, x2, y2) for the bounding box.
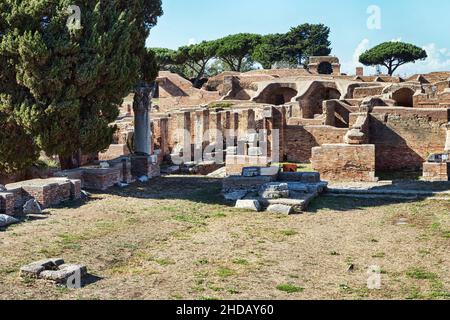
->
(341, 39, 450, 77)
(341, 38, 376, 75)
(396, 43, 450, 77)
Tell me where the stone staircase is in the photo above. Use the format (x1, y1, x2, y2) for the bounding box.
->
(234, 172, 328, 214)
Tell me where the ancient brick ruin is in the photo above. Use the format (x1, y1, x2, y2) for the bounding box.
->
(105, 56, 450, 183)
(2, 56, 450, 218)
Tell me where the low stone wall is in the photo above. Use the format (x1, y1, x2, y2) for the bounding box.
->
(222, 176, 276, 192)
(2, 178, 81, 213)
(285, 126, 347, 162)
(0, 192, 15, 215)
(312, 144, 377, 182)
(81, 168, 121, 191)
(225, 156, 270, 176)
(370, 107, 449, 171)
(422, 162, 450, 182)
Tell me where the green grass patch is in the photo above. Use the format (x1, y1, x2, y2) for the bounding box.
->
(280, 229, 298, 237)
(276, 284, 304, 294)
(154, 258, 175, 266)
(372, 252, 386, 258)
(232, 259, 249, 265)
(406, 268, 438, 280)
(217, 267, 234, 278)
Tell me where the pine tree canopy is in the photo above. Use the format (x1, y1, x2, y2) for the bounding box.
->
(0, 0, 163, 172)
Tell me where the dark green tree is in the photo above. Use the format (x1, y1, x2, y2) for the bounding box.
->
(151, 47, 177, 71)
(173, 40, 219, 87)
(252, 34, 286, 69)
(359, 42, 428, 76)
(216, 33, 262, 72)
(287, 24, 332, 65)
(253, 24, 331, 69)
(0, 0, 162, 171)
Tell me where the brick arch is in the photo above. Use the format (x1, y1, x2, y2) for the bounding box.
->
(296, 82, 342, 119)
(253, 83, 298, 105)
(391, 87, 415, 107)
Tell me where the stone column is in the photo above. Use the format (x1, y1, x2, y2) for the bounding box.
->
(177, 111, 192, 162)
(133, 83, 153, 155)
(210, 111, 222, 144)
(194, 109, 210, 162)
(131, 83, 156, 178)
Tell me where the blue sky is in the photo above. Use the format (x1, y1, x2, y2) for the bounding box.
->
(147, 0, 450, 76)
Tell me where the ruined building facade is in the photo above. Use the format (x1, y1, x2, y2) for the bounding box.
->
(107, 56, 450, 182)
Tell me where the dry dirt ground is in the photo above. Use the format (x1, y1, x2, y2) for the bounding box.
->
(0, 176, 449, 300)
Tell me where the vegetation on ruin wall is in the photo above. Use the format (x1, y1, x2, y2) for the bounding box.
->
(0, 0, 162, 172)
(151, 23, 332, 83)
(359, 41, 428, 76)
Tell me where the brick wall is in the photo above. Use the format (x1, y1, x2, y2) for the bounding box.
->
(285, 125, 347, 162)
(312, 144, 377, 182)
(0, 192, 15, 215)
(370, 107, 449, 170)
(422, 162, 449, 182)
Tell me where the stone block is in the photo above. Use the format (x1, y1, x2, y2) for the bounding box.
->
(278, 172, 321, 183)
(20, 258, 64, 279)
(311, 144, 377, 182)
(222, 176, 275, 193)
(235, 199, 261, 212)
(23, 199, 43, 215)
(40, 264, 88, 283)
(422, 162, 449, 182)
(224, 190, 248, 201)
(6, 178, 72, 209)
(0, 214, 19, 228)
(266, 204, 294, 215)
(82, 167, 121, 191)
(225, 155, 270, 176)
(0, 192, 15, 216)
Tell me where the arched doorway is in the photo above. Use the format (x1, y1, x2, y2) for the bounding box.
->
(300, 83, 342, 118)
(317, 62, 333, 75)
(255, 85, 298, 105)
(392, 88, 414, 107)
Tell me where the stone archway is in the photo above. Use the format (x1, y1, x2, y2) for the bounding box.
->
(392, 88, 415, 107)
(317, 62, 333, 75)
(253, 83, 298, 105)
(298, 82, 342, 119)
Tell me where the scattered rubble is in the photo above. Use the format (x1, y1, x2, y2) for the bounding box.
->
(23, 199, 43, 215)
(224, 190, 248, 201)
(20, 258, 87, 286)
(259, 183, 290, 199)
(226, 170, 327, 214)
(0, 214, 19, 228)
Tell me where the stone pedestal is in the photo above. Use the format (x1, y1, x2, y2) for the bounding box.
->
(131, 154, 160, 178)
(423, 162, 450, 182)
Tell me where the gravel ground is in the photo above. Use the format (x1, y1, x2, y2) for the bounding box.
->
(0, 176, 449, 300)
